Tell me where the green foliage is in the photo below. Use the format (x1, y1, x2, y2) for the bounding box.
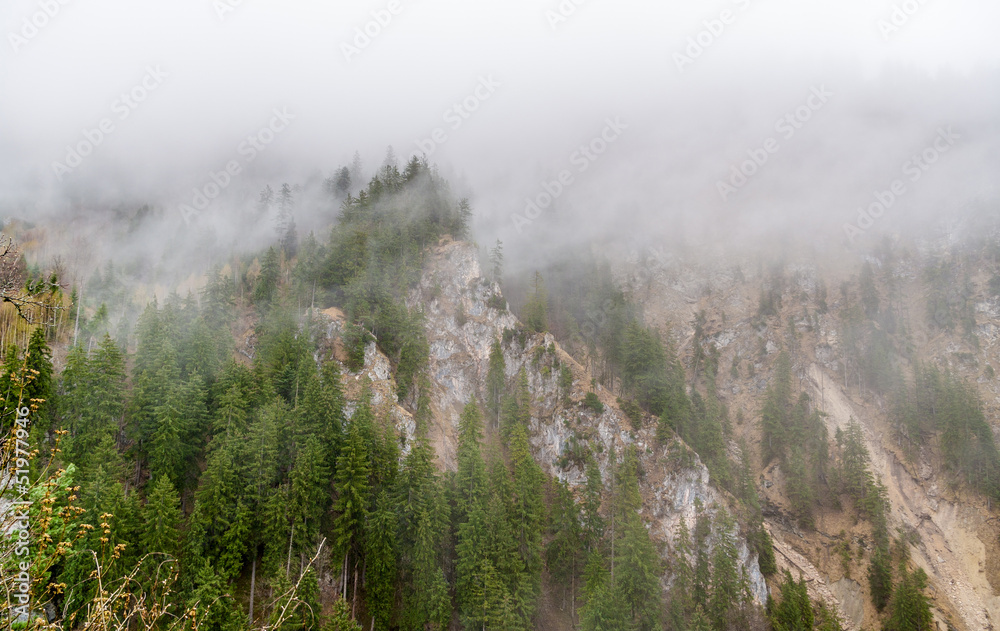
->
(868, 540, 894, 612)
(768, 571, 814, 631)
(342, 322, 372, 372)
(486, 339, 506, 427)
(735, 441, 776, 576)
(547, 480, 583, 612)
(559, 364, 573, 403)
(365, 491, 397, 631)
(333, 405, 371, 560)
(883, 564, 933, 631)
(583, 391, 604, 414)
(667, 505, 756, 631)
(56, 335, 128, 476)
(489, 239, 504, 284)
(522, 271, 549, 333)
(254, 246, 281, 305)
(618, 397, 643, 429)
(759, 353, 828, 529)
(892, 364, 1000, 501)
(141, 474, 182, 557)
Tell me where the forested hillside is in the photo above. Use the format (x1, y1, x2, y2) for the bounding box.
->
(3, 161, 999, 631)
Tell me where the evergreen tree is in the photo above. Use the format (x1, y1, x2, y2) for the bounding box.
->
(708, 511, 745, 630)
(667, 518, 695, 629)
(582, 456, 605, 549)
(581, 552, 630, 631)
(141, 474, 182, 557)
(509, 424, 546, 622)
(254, 247, 281, 305)
(768, 570, 814, 631)
(396, 430, 449, 631)
(523, 272, 548, 333)
(489, 239, 504, 284)
(455, 400, 487, 519)
(333, 409, 371, 585)
(760, 352, 792, 465)
(547, 480, 583, 617)
(364, 490, 398, 631)
(485, 339, 506, 428)
(884, 564, 933, 631)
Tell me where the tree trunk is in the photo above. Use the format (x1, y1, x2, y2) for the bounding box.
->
(249, 552, 257, 624)
(352, 566, 359, 619)
(286, 525, 294, 579)
(571, 555, 576, 624)
(342, 551, 349, 600)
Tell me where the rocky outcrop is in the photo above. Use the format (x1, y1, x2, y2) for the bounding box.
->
(406, 239, 769, 605)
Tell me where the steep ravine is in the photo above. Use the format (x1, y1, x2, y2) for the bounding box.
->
(807, 363, 997, 631)
(618, 248, 999, 631)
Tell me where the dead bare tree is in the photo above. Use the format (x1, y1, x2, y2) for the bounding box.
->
(0, 235, 64, 324)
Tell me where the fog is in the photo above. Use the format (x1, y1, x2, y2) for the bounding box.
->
(2, 0, 999, 279)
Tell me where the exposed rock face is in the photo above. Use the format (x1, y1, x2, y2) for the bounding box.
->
(829, 578, 865, 631)
(321, 308, 416, 449)
(807, 363, 998, 631)
(404, 239, 769, 605)
(612, 245, 1000, 631)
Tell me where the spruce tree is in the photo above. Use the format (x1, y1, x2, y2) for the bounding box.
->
(333, 410, 371, 587)
(485, 339, 506, 428)
(142, 474, 182, 557)
(364, 490, 397, 631)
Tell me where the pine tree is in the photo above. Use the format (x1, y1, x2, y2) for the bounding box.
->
(396, 428, 449, 631)
(708, 511, 745, 630)
(509, 424, 545, 621)
(289, 437, 330, 560)
(667, 518, 695, 629)
(141, 474, 182, 557)
(333, 410, 371, 584)
(489, 239, 504, 284)
(581, 552, 630, 631)
(485, 339, 506, 428)
(364, 490, 398, 631)
(456, 500, 490, 626)
(58, 334, 128, 474)
(547, 480, 582, 618)
(24, 326, 53, 416)
(455, 400, 487, 520)
(582, 456, 605, 549)
(254, 247, 281, 305)
(760, 352, 792, 465)
(768, 570, 814, 631)
(617, 514, 662, 630)
(523, 272, 548, 333)
(884, 564, 932, 631)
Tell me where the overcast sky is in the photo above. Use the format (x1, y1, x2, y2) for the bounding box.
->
(1, 0, 999, 261)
